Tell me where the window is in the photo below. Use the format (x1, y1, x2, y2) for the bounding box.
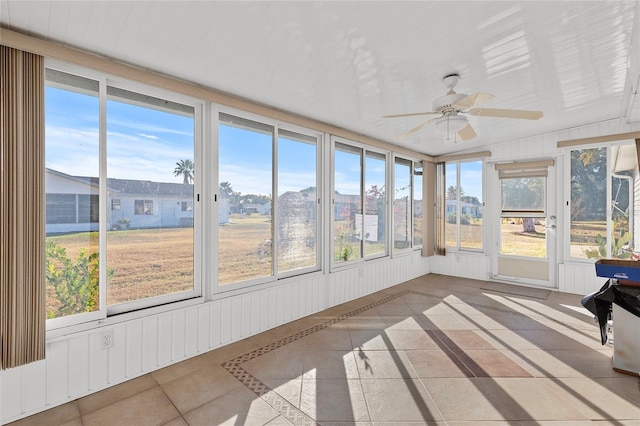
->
(500, 176, 546, 258)
(218, 113, 320, 286)
(45, 69, 100, 321)
(45, 64, 200, 325)
(569, 144, 637, 259)
(107, 85, 197, 310)
(134, 199, 154, 215)
(332, 141, 388, 264)
(181, 201, 193, 211)
(413, 162, 423, 247)
(218, 114, 273, 285)
(364, 152, 387, 258)
(394, 158, 412, 251)
(334, 142, 363, 263)
(46, 194, 79, 224)
(277, 130, 319, 274)
(78, 194, 99, 223)
(445, 160, 484, 250)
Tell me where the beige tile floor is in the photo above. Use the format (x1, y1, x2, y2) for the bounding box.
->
(8, 274, 640, 425)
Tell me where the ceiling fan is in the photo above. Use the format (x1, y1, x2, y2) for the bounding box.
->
(383, 73, 543, 141)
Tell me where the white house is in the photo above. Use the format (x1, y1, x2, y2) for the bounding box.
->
(45, 169, 231, 234)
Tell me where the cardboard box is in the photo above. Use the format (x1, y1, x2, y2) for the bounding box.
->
(595, 259, 640, 285)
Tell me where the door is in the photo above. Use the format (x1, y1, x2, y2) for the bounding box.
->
(492, 159, 557, 288)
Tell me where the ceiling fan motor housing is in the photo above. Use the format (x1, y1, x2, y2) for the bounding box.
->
(433, 92, 468, 114)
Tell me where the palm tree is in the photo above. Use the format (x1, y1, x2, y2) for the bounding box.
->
(174, 159, 194, 184)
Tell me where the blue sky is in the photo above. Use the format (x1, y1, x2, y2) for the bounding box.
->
(45, 86, 194, 183)
(46, 85, 428, 198)
(446, 161, 483, 201)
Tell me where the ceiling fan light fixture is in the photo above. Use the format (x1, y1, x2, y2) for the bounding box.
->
(435, 114, 468, 134)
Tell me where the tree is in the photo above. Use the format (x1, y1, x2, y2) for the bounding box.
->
(571, 148, 606, 221)
(447, 185, 463, 200)
(174, 159, 194, 184)
(219, 181, 234, 195)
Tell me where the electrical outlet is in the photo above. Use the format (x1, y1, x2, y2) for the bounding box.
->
(100, 330, 114, 349)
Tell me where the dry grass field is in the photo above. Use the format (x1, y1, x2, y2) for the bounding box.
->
(47, 214, 318, 312)
(45, 217, 612, 315)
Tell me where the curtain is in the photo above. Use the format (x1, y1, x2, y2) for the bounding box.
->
(0, 45, 46, 370)
(434, 162, 446, 256)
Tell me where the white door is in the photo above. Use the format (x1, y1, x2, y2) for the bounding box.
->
(491, 160, 557, 288)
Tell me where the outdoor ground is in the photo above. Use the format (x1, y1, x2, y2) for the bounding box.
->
(46, 218, 607, 317)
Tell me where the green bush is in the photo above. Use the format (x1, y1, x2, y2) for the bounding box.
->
(46, 240, 102, 318)
(447, 213, 471, 225)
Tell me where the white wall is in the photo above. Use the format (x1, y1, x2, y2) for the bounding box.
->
(0, 251, 430, 424)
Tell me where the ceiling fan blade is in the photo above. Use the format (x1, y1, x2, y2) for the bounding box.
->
(468, 108, 543, 120)
(457, 123, 477, 141)
(383, 111, 440, 119)
(453, 92, 494, 109)
(395, 116, 439, 141)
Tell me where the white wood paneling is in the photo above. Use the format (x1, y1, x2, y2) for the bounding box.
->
(432, 252, 489, 281)
(558, 262, 608, 295)
(1, 255, 428, 424)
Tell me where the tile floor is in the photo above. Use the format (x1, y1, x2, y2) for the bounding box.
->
(7, 274, 640, 425)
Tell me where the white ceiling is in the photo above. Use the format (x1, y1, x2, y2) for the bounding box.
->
(2, 1, 639, 156)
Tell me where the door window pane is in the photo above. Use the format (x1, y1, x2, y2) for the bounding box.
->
(413, 162, 423, 247)
(106, 87, 195, 306)
(459, 161, 483, 249)
(394, 158, 411, 251)
(277, 130, 318, 273)
(218, 114, 273, 284)
(500, 177, 546, 258)
(364, 152, 386, 257)
(45, 70, 100, 319)
(334, 143, 362, 262)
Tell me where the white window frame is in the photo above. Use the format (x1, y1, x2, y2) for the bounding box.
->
(444, 159, 485, 253)
(392, 154, 425, 256)
(564, 141, 636, 263)
(44, 59, 205, 328)
(330, 137, 390, 271)
(214, 107, 323, 293)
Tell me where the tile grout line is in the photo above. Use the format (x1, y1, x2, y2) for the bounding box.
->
(222, 287, 594, 425)
(221, 290, 411, 425)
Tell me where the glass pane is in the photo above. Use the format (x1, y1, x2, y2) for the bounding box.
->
(460, 161, 483, 249)
(611, 174, 631, 259)
(570, 148, 607, 258)
(501, 177, 545, 211)
(107, 87, 195, 305)
(501, 217, 547, 258)
(334, 143, 362, 262)
(364, 152, 386, 257)
(413, 162, 423, 247)
(445, 163, 458, 246)
(45, 71, 100, 319)
(277, 130, 318, 273)
(394, 158, 411, 251)
(218, 114, 274, 284)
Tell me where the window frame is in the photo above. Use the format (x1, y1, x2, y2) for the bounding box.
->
(392, 154, 424, 255)
(444, 159, 485, 252)
(564, 141, 637, 262)
(214, 107, 323, 292)
(44, 59, 205, 328)
(331, 137, 390, 270)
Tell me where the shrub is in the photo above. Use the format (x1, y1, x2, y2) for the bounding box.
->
(46, 240, 102, 318)
(447, 213, 470, 225)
